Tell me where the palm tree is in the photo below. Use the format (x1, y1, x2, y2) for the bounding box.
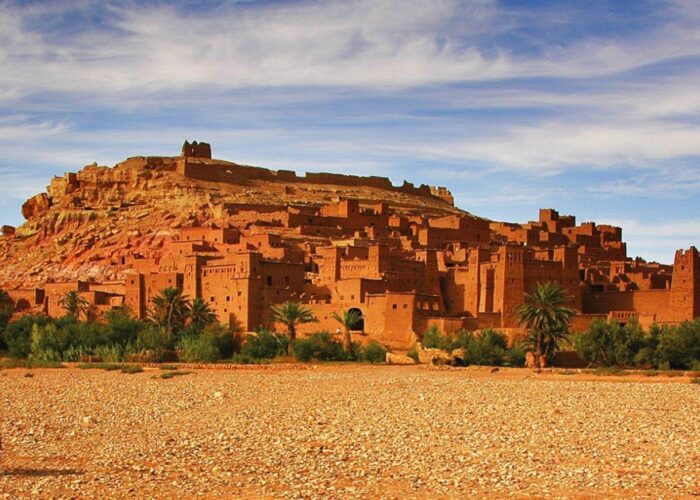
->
(515, 281, 576, 368)
(332, 309, 362, 354)
(59, 290, 91, 319)
(269, 301, 318, 355)
(148, 287, 191, 334)
(189, 297, 217, 329)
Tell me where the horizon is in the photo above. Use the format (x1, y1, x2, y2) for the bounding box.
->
(1, 0, 700, 264)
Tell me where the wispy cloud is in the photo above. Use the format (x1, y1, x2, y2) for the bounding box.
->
(1, 0, 700, 261)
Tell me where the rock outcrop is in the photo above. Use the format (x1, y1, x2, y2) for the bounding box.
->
(0, 145, 464, 288)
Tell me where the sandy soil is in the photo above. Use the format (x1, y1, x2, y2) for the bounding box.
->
(1, 365, 699, 499)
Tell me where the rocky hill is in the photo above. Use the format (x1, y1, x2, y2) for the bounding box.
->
(0, 143, 464, 288)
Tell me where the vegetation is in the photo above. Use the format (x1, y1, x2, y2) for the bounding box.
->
(241, 328, 288, 359)
(572, 318, 700, 370)
(160, 370, 192, 379)
(59, 290, 91, 319)
(0, 288, 11, 351)
(269, 301, 318, 354)
(516, 281, 576, 367)
(359, 342, 387, 363)
(332, 309, 362, 354)
(148, 287, 191, 334)
(418, 326, 523, 366)
(292, 332, 345, 362)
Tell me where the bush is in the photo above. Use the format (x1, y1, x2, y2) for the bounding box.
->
(406, 344, 419, 363)
(231, 353, 270, 365)
(30, 323, 72, 361)
(5, 315, 51, 358)
(242, 329, 288, 359)
(176, 333, 221, 363)
(78, 363, 121, 371)
(132, 326, 172, 360)
(291, 332, 345, 362)
(360, 342, 386, 363)
(454, 329, 507, 366)
(572, 319, 649, 367)
(160, 370, 192, 379)
(655, 320, 700, 370)
(422, 325, 455, 351)
(105, 308, 145, 346)
(506, 341, 527, 367)
(120, 365, 144, 374)
(0, 305, 12, 350)
(95, 344, 125, 363)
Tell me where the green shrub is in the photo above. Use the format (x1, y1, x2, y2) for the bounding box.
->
(506, 341, 527, 367)
(26, 359, 65, 369)
(176, 333, 220, 363)
(78, 363, 121, 371)
(120, 365, 144, 374)
(159, 364, 179, 371)
(454, 329, 507, 366)
(406, 344, 419, 363)
(95, 344, 125, 363)
(231, 353, 271, 365)
(0, 358, 27, 369)
(0, 304, 12, 350)
(360, 342, 386, 363)
(5, 315, 51, 358)
(655, 320, 700, 370)
(132, 326, 172, 360)
(291, 332, 345, 362)
(104, 307, 145, 346)
(160, 370, 192, 379)
(572, 319, 650, 367)
(242, 329, 288, 359)
(422, 325, 455, 351)
(62, 345, 89, 362)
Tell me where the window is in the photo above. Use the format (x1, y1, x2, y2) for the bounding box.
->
(226, 296, 230, 302)
(238, 291, 242, 296)
(267, 275, 273, 286)
(285, 276, 290, 285)
(210, 297, 215, 302)
(403, 304, 408, 309)
(392, 304, 397, 309)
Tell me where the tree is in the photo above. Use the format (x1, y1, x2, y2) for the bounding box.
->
(269, 301, 317, 355)
(188, 297, 217, 330)
(59, 290, 91, 320)
(148, 287, 191, 335)
(332, 309, 362, 354)
(515, 281, 575, 368)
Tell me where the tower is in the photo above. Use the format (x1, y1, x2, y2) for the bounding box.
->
(668, 247, 700, 321)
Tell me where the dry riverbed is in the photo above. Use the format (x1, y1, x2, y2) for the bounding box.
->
(1, 365, 699, 498)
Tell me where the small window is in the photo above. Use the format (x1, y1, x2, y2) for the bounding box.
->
(210, 297, 215, 302)
(238, 291, 242, 297)
(226, 296, 230, 302)
(285, 276, 290, 285)
(403, 304, 408, 309)
(392, 304, 397, 309)
(267, 275, 273, 286)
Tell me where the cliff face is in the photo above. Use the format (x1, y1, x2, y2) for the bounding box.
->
(0, 153, 462, 288)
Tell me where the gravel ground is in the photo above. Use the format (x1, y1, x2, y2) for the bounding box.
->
(1, 366, 699, 499)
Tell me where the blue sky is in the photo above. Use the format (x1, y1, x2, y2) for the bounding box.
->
(1, 0, 699, 263)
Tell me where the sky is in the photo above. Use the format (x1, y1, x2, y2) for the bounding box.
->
(1, 0, 699, 263)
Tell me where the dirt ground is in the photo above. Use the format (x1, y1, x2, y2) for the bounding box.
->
(1, 365, 699, 499)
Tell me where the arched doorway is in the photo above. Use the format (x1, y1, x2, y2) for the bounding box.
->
(348, 307, 364, 331)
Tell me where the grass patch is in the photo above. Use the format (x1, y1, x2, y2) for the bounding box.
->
(120, 365, 144, 374)
(690, 376, 700, 384)
(78, 363, 122, 371)
(159, 364, 179, 371)
(160, 370, 192, 379)
(590, 366, 628, 376)
(643, 370, 660, 377)
(26, 360, 65, 369)
(663, 371, 685, 378)
(0, 358, 27, 369)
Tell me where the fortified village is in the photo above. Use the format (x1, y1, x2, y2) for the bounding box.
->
(0, 141, 698, 350)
